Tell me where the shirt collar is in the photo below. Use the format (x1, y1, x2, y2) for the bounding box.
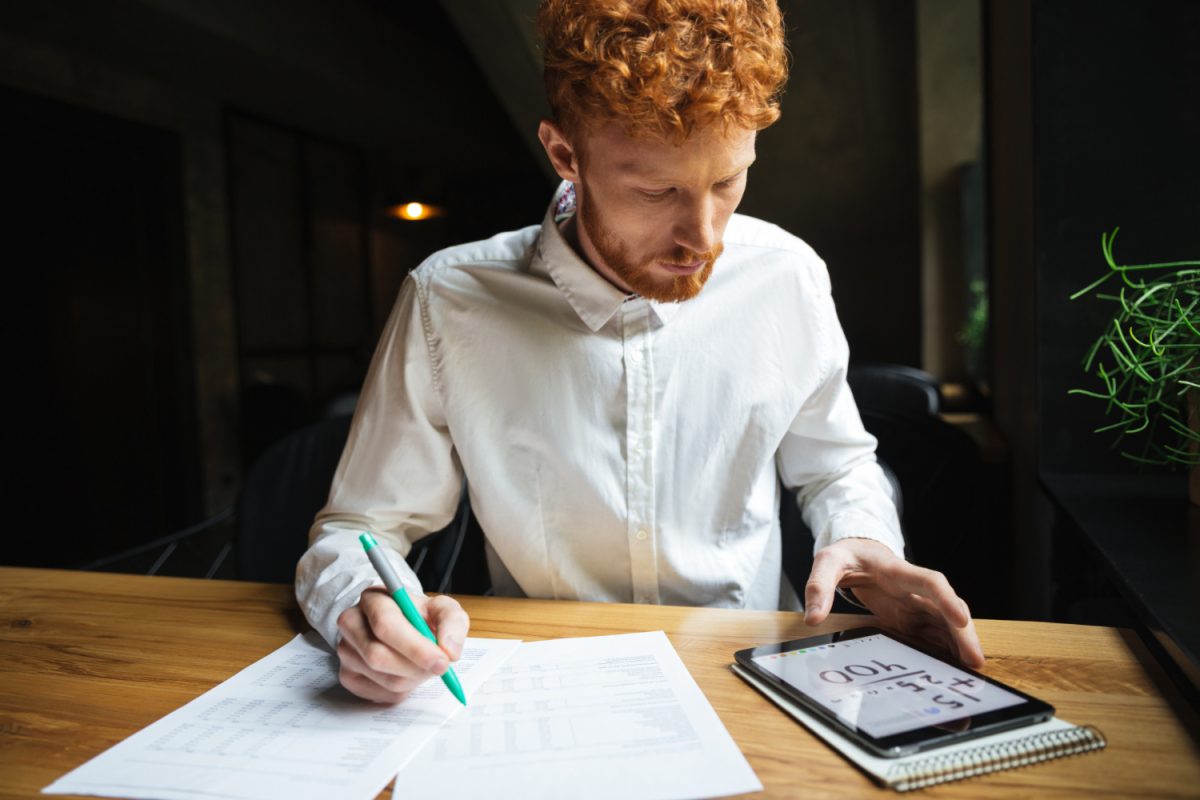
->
(532, 182, 678, 332)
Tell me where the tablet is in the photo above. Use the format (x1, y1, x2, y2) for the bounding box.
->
(734, 627, 1054, 758)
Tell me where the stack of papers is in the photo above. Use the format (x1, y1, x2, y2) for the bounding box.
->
(45, 630, 760, 800)
(394, 631, 760, 800)
(44, 632, 520, 800)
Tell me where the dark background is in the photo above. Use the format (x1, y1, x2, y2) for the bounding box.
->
(1032, 0, 1200, 475)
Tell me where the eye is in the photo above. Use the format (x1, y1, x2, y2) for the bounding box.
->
(637, 187, 674, 202)
(715, 174, 743, 190)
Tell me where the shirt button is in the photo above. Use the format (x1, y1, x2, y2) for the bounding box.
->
(635, 529, 648, 541)
(629, 350, 644, 363)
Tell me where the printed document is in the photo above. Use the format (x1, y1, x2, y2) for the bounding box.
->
(43, 631, 520, 800)
(393, 630, 762, 800)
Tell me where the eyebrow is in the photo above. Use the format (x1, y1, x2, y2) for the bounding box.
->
(721, 160, 756, 179)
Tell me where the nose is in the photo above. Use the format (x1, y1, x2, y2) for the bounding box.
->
(673, 195, 716, 255)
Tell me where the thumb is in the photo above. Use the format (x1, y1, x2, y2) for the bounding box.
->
(426, 595, 470, 661)
(804, 548, 848, 626)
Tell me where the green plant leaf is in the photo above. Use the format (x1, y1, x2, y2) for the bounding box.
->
(1070, 227, 1199, 467)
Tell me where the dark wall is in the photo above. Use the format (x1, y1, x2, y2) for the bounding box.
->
(3, 88, 200, 566)
(0, 0, 551, 565)
(1033, 0, 1200, 475)
(741, 0, 921, 366)
(0, 1, 552, 321)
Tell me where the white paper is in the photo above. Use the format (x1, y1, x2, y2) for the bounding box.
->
(44, 631, 521, 800)
(393, 631, 761, 800)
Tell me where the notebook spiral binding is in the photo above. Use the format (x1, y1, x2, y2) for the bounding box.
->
(885, 725, 1107, 792)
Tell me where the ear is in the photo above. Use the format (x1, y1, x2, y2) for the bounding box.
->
(538, 119, 581, 183)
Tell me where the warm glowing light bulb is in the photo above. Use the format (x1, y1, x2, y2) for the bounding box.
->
(388, 201, 443, 221)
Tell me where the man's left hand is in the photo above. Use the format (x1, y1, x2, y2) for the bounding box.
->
(803, 538, 985, 669)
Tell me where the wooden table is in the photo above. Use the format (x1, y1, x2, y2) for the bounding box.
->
(1, 567, 1198, 799)
(1042, 472, 1200, 703)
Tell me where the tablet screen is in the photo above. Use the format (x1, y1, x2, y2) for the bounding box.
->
(750, 632, 1024, 738)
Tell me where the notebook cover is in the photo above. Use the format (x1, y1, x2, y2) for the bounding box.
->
(730, 663, 1105, 791)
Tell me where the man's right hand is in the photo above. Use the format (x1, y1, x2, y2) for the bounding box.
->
(335, 587, 470, 703)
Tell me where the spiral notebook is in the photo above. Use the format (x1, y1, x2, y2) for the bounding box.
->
(730, 663, 1106, 791)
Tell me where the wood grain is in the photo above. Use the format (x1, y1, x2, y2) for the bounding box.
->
(1, 567, 1197, 799)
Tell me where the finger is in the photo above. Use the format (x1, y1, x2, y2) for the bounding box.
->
(804, 548, 852, 625)
(878, 598, 941, 639)
(905, 620, 955, 655)
(948, 616, 985, 668)
(911, 590, 982, 666)
(338, 664, 410, 704)
(901, 595, 985, 668)
(359, 590, 450, 675)
(340, 592, 445, 682)
(337, 637, 425, 689)
(336, 602, 375, 654)
(906, 592, 950, 621)
(426, 595, 470, 661)
(878, 563, 970, 628)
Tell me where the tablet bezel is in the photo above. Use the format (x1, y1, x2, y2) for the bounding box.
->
(733, 626, 1055, 758)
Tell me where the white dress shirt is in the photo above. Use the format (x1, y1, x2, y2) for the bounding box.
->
(296, 182, 903, 647)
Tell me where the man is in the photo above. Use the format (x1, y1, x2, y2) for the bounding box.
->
(296, 0, 983, 704)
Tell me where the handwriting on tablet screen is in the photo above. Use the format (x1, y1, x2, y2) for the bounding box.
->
(751, 634, 1024, 737)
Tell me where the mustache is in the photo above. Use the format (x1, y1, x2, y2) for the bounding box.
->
(655, 243, 724, 265)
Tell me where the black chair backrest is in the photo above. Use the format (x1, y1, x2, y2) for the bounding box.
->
(235, 415, 478, 591)
(236, 415, 353, 584)
(782, 364, 1004, 615)
(856, 409, 980, 550)
(848, 363, 941, 418)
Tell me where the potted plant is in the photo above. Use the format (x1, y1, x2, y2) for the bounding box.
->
(1070, 228, 1200, 502)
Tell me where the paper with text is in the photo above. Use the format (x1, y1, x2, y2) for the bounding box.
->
(393, 630, 761, 800)
(44, 631, 521, 800)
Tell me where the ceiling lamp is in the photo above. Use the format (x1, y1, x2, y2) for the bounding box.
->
(388, 202, 445, 221)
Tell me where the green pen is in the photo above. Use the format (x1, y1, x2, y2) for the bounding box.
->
(358, 532, 467, 705)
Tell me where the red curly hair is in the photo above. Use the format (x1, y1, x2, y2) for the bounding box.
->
(537, 0, 788, 144)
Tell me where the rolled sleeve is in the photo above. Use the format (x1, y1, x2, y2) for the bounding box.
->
(295, 275, 462, 647)
(775, 280, 905, 560)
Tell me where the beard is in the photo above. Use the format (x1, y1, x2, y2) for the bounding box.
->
(577, 193, 722, 304)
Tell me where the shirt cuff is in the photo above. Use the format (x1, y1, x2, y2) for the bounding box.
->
(295, 527, 424, 648)
(813, 508, 906, 560)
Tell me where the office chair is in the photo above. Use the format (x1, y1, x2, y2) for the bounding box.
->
(235, 414, 472, 591)
(780, 364, 1002, 616)
(847, 363, 942, 417)
(82, 415, 473, 592)
(234, 414, 353, 584)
